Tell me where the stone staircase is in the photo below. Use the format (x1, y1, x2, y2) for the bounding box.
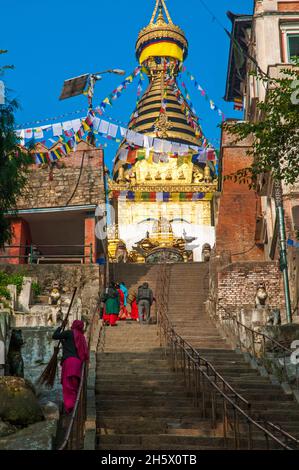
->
(167, 263, 299, 438)
(95, 262, 299, 450)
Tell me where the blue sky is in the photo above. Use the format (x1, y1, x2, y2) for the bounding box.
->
(1, 0, 253, 170)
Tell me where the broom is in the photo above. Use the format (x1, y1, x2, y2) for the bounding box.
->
(38, 287, 77, 388)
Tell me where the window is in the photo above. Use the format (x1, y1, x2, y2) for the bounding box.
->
(281, 23, 299, 62)
(287, 34, 299, 62)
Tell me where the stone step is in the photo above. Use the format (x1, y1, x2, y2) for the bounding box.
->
(96, 434, 284, 450)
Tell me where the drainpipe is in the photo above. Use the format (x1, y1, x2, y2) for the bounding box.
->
(274, 180, 292, 323)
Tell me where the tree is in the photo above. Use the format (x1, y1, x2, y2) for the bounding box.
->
(223, 65, 299, 187)
(0, 50, 32, 249)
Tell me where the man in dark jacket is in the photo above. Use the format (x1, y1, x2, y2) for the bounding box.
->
(137, 282, 153, 325)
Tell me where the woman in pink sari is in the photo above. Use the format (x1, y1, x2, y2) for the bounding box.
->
(53, 320, 89, 414)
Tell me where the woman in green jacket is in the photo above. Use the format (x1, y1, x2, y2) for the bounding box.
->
(103, 282, 120, 326)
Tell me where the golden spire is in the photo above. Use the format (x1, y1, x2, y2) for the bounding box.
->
(150, 0, 173, 25)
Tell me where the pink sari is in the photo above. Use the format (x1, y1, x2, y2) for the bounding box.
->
(61, 320, 89, 414)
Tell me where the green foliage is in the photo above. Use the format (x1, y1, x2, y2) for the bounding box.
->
(223, 63, 299, 186)
(31, 282, 41, 297)
(0, 50, 33, 249)
(0, 285, 11, 300)
(0, 270, 24, 294)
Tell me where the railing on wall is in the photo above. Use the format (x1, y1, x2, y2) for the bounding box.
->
(212, 305, 299, 393)
(0, 244, 93, 264)
(57, 301, 101, 450)
(156, 263, 299, 450)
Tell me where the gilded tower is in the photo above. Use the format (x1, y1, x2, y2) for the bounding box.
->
(108, 0, 217, 263)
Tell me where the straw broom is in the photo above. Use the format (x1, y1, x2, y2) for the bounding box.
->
(38, 287, 77, 388)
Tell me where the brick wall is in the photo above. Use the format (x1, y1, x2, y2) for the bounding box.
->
(207, 254, 286, 324)
(216, 124, 264, 262)
(278, 2, 299, 12)
(17, 142, 104, 209)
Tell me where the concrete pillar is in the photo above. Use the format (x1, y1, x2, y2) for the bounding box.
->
(7, 218, 31, 264)
(84, 215, 96, 264)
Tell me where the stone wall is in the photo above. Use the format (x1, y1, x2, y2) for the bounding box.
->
(0, 264, 101, 316)
(17, 142, 104, 209)
(207, 253, 286, 324)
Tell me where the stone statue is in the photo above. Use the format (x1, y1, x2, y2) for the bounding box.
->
(6, 329, 25, 378)
(255, 283, 268, 309)
(48, 281, 61, 306)
(266, 308, 281, 326)
(115, 241, 128, 263)
(202, 243, 212, 262)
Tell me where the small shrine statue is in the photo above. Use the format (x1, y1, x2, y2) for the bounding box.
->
(48, 281, 61, 306)
(145, 171, 152, 181)
(255, 283, 268, 309)
(129, 170, 136, 186)
(165, 169, 172, 180)
(203, 164, 212, 183)
(178, 169, 185, 180)
(155, 171, 162, 180)
(193, 166, 204, 183)
(117, 166, 126, 183)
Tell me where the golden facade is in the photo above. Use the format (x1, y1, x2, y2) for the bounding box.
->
(109, 0, 217, 263)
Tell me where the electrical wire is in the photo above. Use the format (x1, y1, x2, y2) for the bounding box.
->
(65, 151, 86, 206)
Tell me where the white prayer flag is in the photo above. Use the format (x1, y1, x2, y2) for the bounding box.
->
(25, 128, 33, 139)
(62, 121, 73, 131)
(156, 192, 164, 202)
(120, 127, 128, 137)
(153, 138, 164, 153)
(126, 130, 136, 144)
(34, 128, 44, 139)
(162, 140, 172, 153)
(171, 142, 181, 154)
(119, 149, 129, 161)
(92, 117, 101, 132)
(108, 123, 118, 138)
(16, 129, 25, 146)
(71, 119, 82, 132)
(134, 132, 144, 147)
(99, 120, 109, 134)
(52, 123, 63, 136)
(144, 135, 153, 149)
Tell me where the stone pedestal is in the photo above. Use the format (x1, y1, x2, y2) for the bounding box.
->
(18, 277, 33, 313)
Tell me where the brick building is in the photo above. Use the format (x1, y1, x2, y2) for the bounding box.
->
(214, 0, 299, 318)
(1, 141, 106, 265)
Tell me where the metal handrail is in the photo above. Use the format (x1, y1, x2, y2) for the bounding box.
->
(157, 263, 299, 450)
(0, 243, 93, 264)
(214, 304, 299, 391)
(217, 305, 291, 353)
(58, 300, 100, 450)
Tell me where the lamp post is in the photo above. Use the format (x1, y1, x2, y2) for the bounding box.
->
(273, 180, 292, 323)
(59, 68, 125, 108)
(86, 69, 125, 109)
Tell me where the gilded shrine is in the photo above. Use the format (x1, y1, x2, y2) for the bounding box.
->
(108, 0, 217, 263)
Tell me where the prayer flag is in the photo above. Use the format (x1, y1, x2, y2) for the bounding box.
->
(99, 120, 109, 134)
(52, 123, 63, 136)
